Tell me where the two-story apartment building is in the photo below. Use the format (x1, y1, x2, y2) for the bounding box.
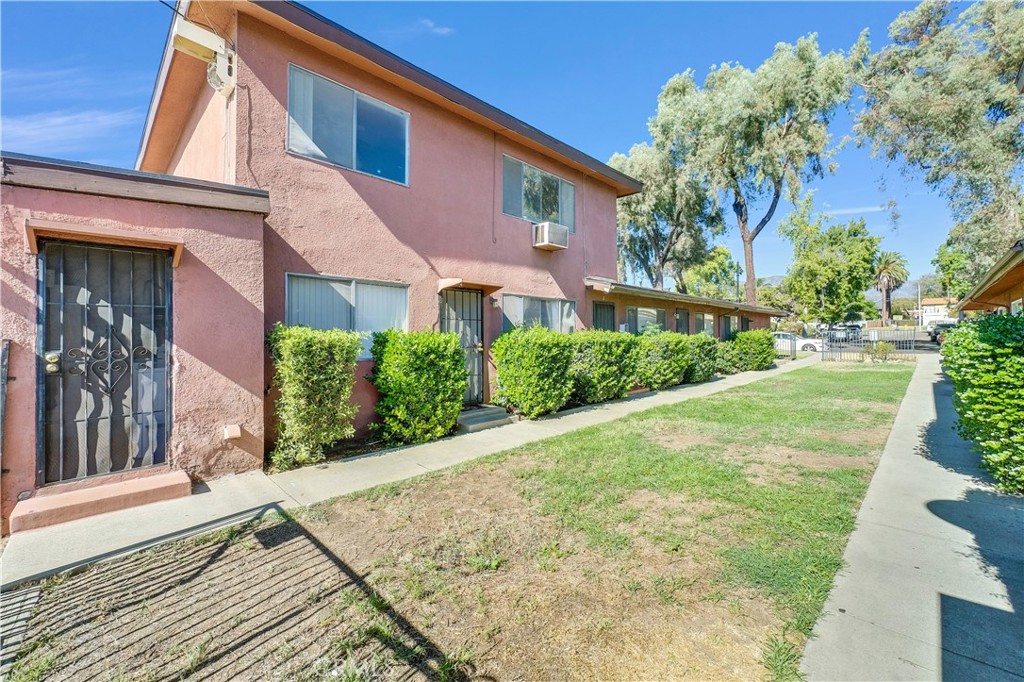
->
(0, 0, 785, 532)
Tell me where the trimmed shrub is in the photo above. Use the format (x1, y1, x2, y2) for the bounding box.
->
(266, 323, 362, 470)
(731, 329, 776, 371)
(568, 330, 640, 405)
(635, 330, 693, 390)
(682, 333, 719, 383)
(864, 340, 896, 362)
(941, 314, 1024, 493)
(492, 325, 574, 418)
(368, 329, 467, 445)
(716, 340, 743, 375)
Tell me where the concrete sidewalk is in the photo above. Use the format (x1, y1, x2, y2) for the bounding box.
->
(0, 354, 819, 590)
(801, 354, 1024, 681)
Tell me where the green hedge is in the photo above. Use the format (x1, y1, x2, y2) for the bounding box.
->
(569, 330, 640, 405)
(492, 326, 574, 418)
(635, 330, 693, 390)
(266, 323, 361, 470)
(715, 340, 743, 375)
(368, 329, 467, 445)
(941, 314, 1024, 493)
(731, 329, 776, 371)
(682, 333, 719, 383)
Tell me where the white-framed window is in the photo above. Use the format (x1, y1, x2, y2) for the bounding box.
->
(1012, 298, 1022, 315)
(287, 64, 410, 185)
(285, 273, 408, 358)
(502, 294, 576, 333)
(626, 306, 666, 333)
(501, 155, 576, 232)
(694, 312, 714, 336)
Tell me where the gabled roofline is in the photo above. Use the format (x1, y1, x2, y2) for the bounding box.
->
(952, 238, 1024, 313)
(135, 0, 191, 172)
(136, 0, 642, 196)
(3, 151, 271, 215)
(584, 276, 792, 318)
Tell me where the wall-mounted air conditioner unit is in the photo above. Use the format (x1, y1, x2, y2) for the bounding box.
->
(533, 222, 569, 251)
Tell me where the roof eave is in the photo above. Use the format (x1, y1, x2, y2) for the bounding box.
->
(952, 239, 1024, 313)
(584, 277, 791, 318)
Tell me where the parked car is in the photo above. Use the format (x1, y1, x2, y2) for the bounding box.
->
(819, 324, 862, 342)
(774, 331, 823, 353)
(930, 322, 956, 343)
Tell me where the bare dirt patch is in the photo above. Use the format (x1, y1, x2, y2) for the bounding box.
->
(12, 462, 782, 682)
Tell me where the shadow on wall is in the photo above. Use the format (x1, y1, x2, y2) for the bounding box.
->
(6, 502, 482, 681)
(916, 369, 1024, 678)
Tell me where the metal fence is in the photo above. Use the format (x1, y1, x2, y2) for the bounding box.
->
(774, 335, 797, 360)
(821, 329, 917, 361)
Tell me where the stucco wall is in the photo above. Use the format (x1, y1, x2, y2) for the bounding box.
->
(586, 290, 773, 337)
(0, 186, 265, 532)
(164, 84, 232, 184)
(231, 15, 620, 434)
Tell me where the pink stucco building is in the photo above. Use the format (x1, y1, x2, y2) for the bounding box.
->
(0, 0, 785, 533)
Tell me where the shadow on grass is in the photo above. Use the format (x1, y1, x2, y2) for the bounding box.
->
(9, 503, 486, 681)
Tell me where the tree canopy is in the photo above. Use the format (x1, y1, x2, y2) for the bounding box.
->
(652, 33, 864, 304)
(682, 245, 743, 300)
(874, 250, 910, 326)
(858, 1, 1024, 292)
(780, 196, 881, 323)
(609, 142, 722, 290)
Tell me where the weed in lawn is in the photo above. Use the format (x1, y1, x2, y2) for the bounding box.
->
(466, 553, 504, 572)
(437, 645, 475, 682)
(177, 637, 213, 678)
(762, 634, 806, 682)
(534, 539, 572, 571)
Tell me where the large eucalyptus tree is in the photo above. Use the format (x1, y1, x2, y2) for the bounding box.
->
(652, 34, 864, 305)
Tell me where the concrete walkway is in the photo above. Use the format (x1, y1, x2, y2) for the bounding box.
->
(802, 354, 1024, 681)
(0, 355, 819, 590)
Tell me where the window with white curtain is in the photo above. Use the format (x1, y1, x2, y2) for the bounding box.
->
(502, 155, 576, 231)
(286, 273, 408, 358)
(694, 312, 714, 336)
(626, 306, 666, 333)
(288, 65, 409, 184)
(502, 294, 576, 333)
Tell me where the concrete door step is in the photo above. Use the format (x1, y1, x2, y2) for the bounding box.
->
(8, 470, 192, 533)
(457, 405, 514, 433)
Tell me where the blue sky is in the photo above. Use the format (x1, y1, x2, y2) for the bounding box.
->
(0, 1, 953, 281)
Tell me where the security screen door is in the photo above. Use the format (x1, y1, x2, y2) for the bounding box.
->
(439, 289, 483, 405)
(40, 241, 171, 484)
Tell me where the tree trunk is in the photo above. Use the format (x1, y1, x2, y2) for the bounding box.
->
(883, 288, 892, 326)
(741, 231, 757, 305)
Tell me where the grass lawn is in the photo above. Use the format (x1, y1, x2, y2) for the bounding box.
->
(9, 363, 914, 682)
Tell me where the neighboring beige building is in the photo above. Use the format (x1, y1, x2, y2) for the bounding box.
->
(917, 297, 957, 327)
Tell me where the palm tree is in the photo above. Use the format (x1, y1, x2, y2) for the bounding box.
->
(875, 251, 910, 327)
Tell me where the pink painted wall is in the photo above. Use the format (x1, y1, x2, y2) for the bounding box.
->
(165, 84, 232, 184)
(0, 186, 265, 533)
(230, 15, 620, 435)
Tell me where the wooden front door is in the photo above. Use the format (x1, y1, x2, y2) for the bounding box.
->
(39, 241, 171, 484)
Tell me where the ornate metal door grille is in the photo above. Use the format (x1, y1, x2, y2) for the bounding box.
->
(39, 241, 171, 484)
(439, 289, 484, 405)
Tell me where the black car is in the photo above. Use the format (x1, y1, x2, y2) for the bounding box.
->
(930, 322, 956, 343)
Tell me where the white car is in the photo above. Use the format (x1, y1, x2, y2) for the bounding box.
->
(774, 331, 823, 353)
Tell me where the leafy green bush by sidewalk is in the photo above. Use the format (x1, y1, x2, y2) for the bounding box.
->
(731, 329, 776, 371)
(569, 330, 639, 405)
(266, 323, 362, 470)
(493, 326, 574, 418)
(716, 340, 743, 375)
(941, 314, 1024, 493)
(682, 333, 719, 383)
(368, 329, 467, 445)
(635, 330, 694, 389)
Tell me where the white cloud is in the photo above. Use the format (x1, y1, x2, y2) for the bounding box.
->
(1, 109, 141, 156)
(378, 18, 455, 42)
(1, 67, 153, 101)
(416, 19, 454, 36)
(824, 205, 887, 217)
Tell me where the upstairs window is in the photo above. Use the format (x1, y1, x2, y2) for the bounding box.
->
(502, 155, 576, 231)
(502, 294, 576, 333)
(288, 65, 409, 184)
